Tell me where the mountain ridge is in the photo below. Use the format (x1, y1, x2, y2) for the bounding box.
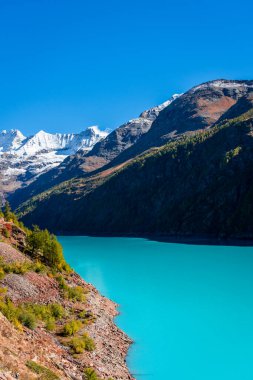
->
(15, 79, 253, 239)
(0, 126, 108, 156)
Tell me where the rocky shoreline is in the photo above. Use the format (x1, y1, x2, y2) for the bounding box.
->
(0, 237, 134, 380)
(71, 272, 133, 379)
(56, 232, 253, 247)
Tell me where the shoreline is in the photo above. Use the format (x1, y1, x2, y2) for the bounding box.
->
(71, 271, 134, 380)
(57, 232, 253, 247)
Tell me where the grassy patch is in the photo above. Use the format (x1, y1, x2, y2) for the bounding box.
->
(56, 275, 86, 301)
(0, 298, 65, 331)
(0, 257, 47, 278)
(26, 360, 59, 380)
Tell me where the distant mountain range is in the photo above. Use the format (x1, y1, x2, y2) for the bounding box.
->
(0, 126, 108, 194)
(6, 79, 253, 240)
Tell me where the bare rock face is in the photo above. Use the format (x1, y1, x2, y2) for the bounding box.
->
(1, 273, 60, 304)
(151, 80, 253, 138)
(0, 242, 29, 264)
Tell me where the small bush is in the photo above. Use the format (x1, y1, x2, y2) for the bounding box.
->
(0, 298, 18, 323)
(78, 310, 87, 318)
(0, 268, 5, 280)
(68, 336, 86, 354)
(2, 228, 10, 238)
(83, 368, 99, 380)
(83, 332, 96, 352)
(65, 286, 85, 302)
(18, 311, 36, 330)
(83, 368, 113, 380)
(50, 303, 65, 319)
(63, 320, 82, 336)
(0, 287, 7, 296)
(69, 333, 95, 354)
(56, 276, 86, 302)
(33, 261, 47, 273)
(45, 317, 56, 331)
(79, 310, 95, 323)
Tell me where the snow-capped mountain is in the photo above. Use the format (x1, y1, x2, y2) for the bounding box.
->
(0, 130, 26, 153)
(0, 126, 108, 194)
(0, 126, 108, 156)
(191, 79, 253, 93)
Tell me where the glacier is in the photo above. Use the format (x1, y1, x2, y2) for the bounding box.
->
(0, 126, 109, 192)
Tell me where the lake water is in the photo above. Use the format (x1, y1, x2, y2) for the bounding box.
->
(59, 236, 253, 380)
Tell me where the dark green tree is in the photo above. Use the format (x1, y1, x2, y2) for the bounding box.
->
(3, 201, 12, 221)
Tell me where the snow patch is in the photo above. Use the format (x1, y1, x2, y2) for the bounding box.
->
(192, 80, 253, 92)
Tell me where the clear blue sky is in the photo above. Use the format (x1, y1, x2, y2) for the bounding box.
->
(0, 0, 252, 136)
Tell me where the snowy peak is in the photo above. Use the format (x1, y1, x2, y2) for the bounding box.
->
(16, 130, 76, 156)
(0, 129, 26, 152)
(78, 126, 109, 149)
(192, 79, 253, 93)
(139, 93, 182, 121)
(0, 126, 109, 157)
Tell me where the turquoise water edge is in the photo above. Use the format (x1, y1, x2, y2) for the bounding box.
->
(59, 236, 253, 380)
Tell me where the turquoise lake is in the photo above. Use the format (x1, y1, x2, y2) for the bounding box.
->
(59, 236, 253, 380)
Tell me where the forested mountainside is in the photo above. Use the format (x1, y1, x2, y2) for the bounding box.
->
(18, 107, 253, 239)
(7, 79, 253, 239)
(0, 207, 132, 379)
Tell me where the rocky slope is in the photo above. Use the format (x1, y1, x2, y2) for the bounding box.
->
(0, 127, 108, 196)
(16, 81, 253, 240)
(0, 218, 133, 380)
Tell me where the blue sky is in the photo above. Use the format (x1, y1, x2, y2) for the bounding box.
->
(0, 0, 252, 136)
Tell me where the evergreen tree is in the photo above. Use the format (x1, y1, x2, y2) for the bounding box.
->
(3, 201, 12, 221)
(26, 225, 67, 269)
(0, 196, 3, 218)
